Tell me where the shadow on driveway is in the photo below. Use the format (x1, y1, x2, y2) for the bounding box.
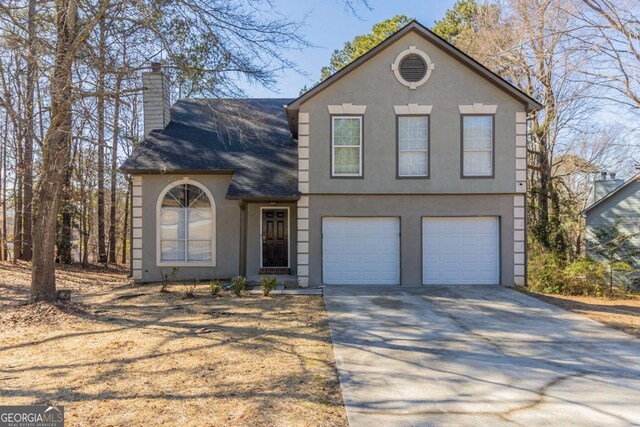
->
(324, 285, 640, 426)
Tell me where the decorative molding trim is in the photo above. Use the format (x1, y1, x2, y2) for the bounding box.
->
(393, 104, 433, 115)
(131, 176, 143, 281)
(513, 194, 526, 286)
(458, 103, 498, 114)
(298, 112, 309, 124)
(391, 46, 435, 89)
(516, 112, 527, 123)
(327, 103, 367, 115)
(298, 123, 309, 136)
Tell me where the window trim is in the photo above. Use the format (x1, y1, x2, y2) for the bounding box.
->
(396, 114, 430, 179)
(156, 178, 217, 267)
(331, 115, 364, 178)
(460, 114, 495, 179)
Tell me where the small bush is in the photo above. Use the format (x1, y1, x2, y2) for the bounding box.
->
(231, 276, 247, 296)
(182, 279, 197, 298)
(563, 259, 607, 296)
(209, 279, 222, 296)
(528, 251, 564, 294)
(159, 267, 179, 292)
(260, 276, 278, 296)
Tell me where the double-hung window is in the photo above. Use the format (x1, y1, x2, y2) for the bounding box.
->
(332, 116, 362, 177)
(397, 116, 429, 177)
(462, 115, 494, 177)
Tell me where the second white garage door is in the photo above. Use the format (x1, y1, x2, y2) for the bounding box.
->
(323, 217, 400, 285)
(422, 217, 499, 285)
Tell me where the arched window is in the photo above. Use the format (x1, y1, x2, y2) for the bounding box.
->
(157, 180, 215, 265)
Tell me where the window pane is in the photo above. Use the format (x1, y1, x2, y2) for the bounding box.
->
(161, 240, 185, 262)
(398, 116, 428, 176)
(399, 152, 428, 176)
(187, 185, 210, 208)
(333, 118, 361, 146)
(188, 241, 212, 262)
(463, 116, 493, 175)
(464, 151, 492, 176)
(463, 116, 492, 150)
(162, 185, 185, 208)
(334, 147, 360, 174)
(161, 209, 185, 240)
(399, 117, 428, 150)
(188, 209, 212, 238)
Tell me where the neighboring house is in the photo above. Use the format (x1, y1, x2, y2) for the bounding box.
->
(584, 171, 640, 283)
(120, 20, 542, 286)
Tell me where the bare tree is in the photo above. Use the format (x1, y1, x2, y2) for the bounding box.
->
(31, 0, 111, 301)
(572, 0, 640, 112)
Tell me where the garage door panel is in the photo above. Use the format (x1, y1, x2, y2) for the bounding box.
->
(323, 217, 400, 285)
(423, 217, 499, 285)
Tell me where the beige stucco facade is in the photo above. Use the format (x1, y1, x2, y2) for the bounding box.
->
(295, 29, 529, 287)
(129, 25, 532, 286)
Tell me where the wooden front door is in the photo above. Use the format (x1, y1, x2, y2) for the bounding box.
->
(262, 209, 288, 267)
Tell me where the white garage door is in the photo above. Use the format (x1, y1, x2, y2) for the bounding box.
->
(323, 217, 400, 285)
(422, 217, 499, 285)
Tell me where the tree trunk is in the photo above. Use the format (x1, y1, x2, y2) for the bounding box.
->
(121, 178, 130, 264)
(20, 0, 37, 261)
(96, 19, 107, 264)
(14, 138, 23, 262)
(31, 0, 78, 301)
(1, 113, 7, 261)
(56, 160, 74, 264)
(108, 73, 122, 264)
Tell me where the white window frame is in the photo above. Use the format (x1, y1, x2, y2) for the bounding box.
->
(397, 115, 429, 178)
(462, 114, 494, 178)
(156, 178, 216, 267)
(331, 115, 363, 177)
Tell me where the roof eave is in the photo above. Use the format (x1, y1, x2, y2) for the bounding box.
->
(286, 20, 543, 113)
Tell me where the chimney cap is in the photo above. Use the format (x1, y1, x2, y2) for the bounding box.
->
(610, 172, 617, 179)
(151, 62, 162, 72)
(600, 171, 608, 180)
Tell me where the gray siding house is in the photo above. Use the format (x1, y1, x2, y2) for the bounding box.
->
(584, 172, 640, 281)
(120, 21, 542, 286)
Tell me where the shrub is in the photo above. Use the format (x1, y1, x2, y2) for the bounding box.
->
(563, 259, 607, 296)
(231, 276, 247, 296)
(209, 279, 222, 296)
(159, 267, 179, 292)
(528, 251, 564, 294)
(260, 276, 278, 296)
(182, 279, 197, 298)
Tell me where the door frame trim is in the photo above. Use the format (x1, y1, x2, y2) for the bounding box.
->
(421, 215, 501, 286)
(260, 206, 291, 269)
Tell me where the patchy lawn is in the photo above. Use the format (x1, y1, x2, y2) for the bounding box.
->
(0, 262, 347, 426)
(523, 290, 640, 338)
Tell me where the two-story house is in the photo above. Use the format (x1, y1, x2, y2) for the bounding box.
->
(120, 21, 542, 287)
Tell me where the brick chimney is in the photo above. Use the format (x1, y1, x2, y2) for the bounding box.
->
(142, 62, 170, 137)
(594, 171, 624, 202)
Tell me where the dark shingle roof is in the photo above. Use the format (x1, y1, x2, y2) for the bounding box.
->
(120, 98, 299, 199)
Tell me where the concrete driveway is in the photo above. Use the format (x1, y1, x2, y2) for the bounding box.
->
(324, 286, 640, 426)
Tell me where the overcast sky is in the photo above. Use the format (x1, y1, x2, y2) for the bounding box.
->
(242, 0, 458, 98)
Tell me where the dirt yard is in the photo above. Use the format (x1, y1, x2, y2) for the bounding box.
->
(524, 290, 640, 338)
(0, 262, 347, 426)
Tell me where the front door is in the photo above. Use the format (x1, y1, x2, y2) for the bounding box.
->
(262, 209, 289, 267)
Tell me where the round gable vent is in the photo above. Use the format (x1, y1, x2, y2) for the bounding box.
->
(392, 47, 434, 89)
(399, 54, 427, 82)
